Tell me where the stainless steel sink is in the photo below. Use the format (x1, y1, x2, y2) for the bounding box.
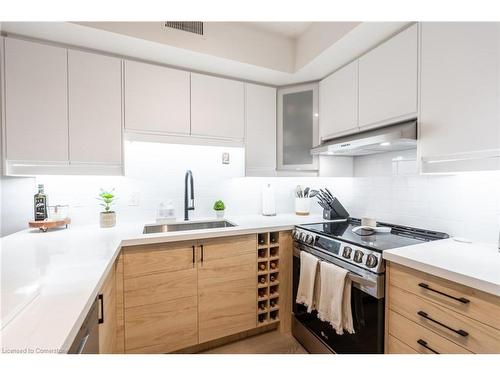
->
(143, 220, 236, 234)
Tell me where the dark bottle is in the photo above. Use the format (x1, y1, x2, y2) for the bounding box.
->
(34, 184, 48, 221)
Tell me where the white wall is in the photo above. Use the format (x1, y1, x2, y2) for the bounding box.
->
(4, 143, 497, 244)
(350, 149, 500, 243)
(33, 141, 352, 227)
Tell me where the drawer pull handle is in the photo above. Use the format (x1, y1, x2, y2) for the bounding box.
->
(417, 339, 440, 354)
(98, 293, 104, 324)
(200, 244, 204, 263)
(418, 283, 470, 304)
(192, 245, 196, 266)
(417, 311, 469, 337)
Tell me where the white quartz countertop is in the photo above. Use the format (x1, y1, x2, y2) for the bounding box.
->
(383, 238, 500, 297)
(0, 213, 327, 353)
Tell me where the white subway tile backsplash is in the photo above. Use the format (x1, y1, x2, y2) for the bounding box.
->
(22, 143, 499, 244)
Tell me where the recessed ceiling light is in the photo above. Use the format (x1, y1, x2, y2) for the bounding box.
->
(380, 142, 391, 146)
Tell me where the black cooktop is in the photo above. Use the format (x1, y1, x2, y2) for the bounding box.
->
(297, 218, 449, 252)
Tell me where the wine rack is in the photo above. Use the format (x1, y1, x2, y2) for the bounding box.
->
(256, 231, 280, 326)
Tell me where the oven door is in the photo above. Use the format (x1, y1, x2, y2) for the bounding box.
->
(292, 243, 385, 354)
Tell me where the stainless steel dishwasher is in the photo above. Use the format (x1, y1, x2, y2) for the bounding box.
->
(68, 297, 99, 354)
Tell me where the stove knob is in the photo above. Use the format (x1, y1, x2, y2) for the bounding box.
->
(292, 230, 299, 240)
(366, 254, 378, 268)
(299, 232, 306, 242)
(305, 234, 314, 245)
(342, 246, 352, 259)
(353, 250, 364, 263)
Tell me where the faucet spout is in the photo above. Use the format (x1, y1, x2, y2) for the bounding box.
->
(184, 170, 195, 221)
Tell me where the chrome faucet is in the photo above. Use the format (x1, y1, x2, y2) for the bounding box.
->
(184, 170, 194, 221)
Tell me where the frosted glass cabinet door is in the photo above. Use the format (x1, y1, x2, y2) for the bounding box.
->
(4, 38, 69, 162)
(277, 83, 319, 171)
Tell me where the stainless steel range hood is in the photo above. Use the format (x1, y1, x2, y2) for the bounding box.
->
(311, 120, 417, 156)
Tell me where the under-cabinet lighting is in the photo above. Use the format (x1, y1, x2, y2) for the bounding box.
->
(380, 142, 391, 146)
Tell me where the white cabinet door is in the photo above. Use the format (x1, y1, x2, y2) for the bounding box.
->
(319, 60, 358, 140)
(124, 60, 190, 135)
(191, 73, 245, 140)
(419, 22, 500, 172)
(358, 24, 418, 129)
(4, 38, 68, 162)
(68, 50, 122, 164)
(245, 84, 276, 176)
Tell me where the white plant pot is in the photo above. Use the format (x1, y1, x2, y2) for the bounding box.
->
(295, 198, 311, 216)
(215, 210, 225, 219)
(100, 212, 116, 228)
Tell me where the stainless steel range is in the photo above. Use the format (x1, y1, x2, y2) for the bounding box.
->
(292, 218, 448, 354)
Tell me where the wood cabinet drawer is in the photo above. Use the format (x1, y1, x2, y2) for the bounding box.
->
(390, 286, 500, 353)
(389, 263, 500, 330)
(124, 268, 197, 309)
(200, 235, 256, 261)
(124, 296, 198, 353)
(388, 310, 471, 354)
(387, 334, 418, 354)
(123, 242, 195, 278)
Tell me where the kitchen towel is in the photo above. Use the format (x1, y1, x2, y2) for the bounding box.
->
(295, 251, 319, 313)
(317, 261, 354, 335)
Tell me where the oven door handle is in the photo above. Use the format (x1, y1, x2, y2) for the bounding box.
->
(348, 273, 376, 287)
(294, 247, 376, 288)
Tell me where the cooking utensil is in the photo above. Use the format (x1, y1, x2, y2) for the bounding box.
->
(303, 187, 310, 198)
(309, 190, 319, 198)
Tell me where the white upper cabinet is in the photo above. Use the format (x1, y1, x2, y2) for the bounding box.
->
(4, 38, 68, 162)
(124, 60, 190, 135)
(191, 73, 245, 140)
(358, 24, 418, 129)
(68, 50, 122, 164)
(245, 84, 276, 176)
(319, 60, 358, 140)
(419, 22, 500, 173)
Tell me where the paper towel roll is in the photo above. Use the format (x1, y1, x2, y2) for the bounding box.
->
(262, 184, 276, 216)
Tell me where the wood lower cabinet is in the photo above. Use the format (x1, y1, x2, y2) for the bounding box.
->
(122, 242, 198, 354)
(197, 235, 257, 343)
(98, 261, 117, 354)
(386, 262, 500, 354)
(117, 234, 272, 353)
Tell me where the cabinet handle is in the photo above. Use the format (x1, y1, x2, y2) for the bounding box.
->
(418, 283, 470, 304)
(98, 294, 104, 324)
(200, 244, 204, 263)
(417, 311, 469, 337)
(417, 339, 439, 354)
(192, 245, 195, 266)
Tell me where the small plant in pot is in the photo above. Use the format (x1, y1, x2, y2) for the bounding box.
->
(213, 200, 225, 219)
(98, 189, 116, 228)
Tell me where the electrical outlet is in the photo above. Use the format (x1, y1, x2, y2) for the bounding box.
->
(222, 152, 230, 164)
(128, 192, 140, 206)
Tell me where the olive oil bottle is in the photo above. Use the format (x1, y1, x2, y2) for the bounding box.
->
(34, 184, 48, 221)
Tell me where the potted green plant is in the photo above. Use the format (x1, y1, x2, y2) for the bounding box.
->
(213, 200, 225, 219)
(98, 189, 116, 228)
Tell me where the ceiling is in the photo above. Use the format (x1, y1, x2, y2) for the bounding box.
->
(245, 22, 312, 38)
(1, 22, 411, 86)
